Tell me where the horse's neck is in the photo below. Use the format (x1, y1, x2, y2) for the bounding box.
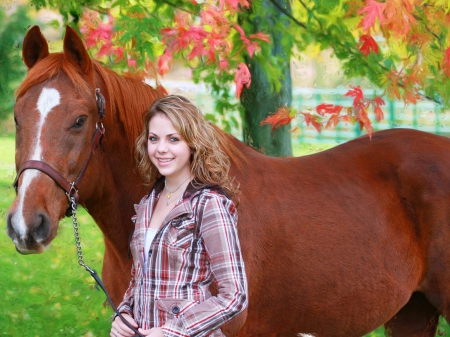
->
(82, 137, 145, 258)
(83, 72, 155, 257)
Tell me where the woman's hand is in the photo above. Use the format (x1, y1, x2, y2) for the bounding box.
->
(138, 327, 164, 337)
(110, 313, 139, 337)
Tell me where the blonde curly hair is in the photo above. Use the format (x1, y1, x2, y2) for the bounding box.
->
(135, 95, 238, 196)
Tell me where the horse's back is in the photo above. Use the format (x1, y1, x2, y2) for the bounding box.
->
(236, 128, 450, 336)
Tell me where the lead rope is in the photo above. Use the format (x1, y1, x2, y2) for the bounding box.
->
(68, 192, 144, 337)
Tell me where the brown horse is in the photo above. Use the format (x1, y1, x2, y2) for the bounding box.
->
(7, 25, 450, 337)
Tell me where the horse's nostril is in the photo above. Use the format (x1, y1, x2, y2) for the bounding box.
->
(32, 214, 50, 242)
(6, 212, 17, 241)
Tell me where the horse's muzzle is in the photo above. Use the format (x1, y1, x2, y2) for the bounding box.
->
(7, 211, 50, 254)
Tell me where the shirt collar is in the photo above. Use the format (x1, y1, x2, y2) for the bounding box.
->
(151, 177, 225, 226)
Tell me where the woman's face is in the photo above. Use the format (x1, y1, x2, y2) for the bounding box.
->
(147, 113, 191, 182)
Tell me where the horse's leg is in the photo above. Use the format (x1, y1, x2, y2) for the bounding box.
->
(384, 292, 439, 337)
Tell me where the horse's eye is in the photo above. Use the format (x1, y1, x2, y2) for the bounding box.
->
(14, 116, 18, 127)
(72, 116, 87, 129)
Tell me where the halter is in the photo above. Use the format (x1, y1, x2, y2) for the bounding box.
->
(13, 88, 106, 216)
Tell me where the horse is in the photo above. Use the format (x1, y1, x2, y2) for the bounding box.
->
(7, 25, 450, 337)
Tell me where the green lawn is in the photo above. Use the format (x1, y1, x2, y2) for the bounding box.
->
(1, 135, 449, 336)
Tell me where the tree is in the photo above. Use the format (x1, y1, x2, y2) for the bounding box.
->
(0, 6, 33, 122)
(29, 0, 450, 155)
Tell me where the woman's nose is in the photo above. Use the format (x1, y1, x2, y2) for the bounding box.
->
(157, 140, 168, 153)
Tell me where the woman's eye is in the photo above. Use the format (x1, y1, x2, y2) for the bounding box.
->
(170, 137, 179, 142)
(72, 116, 87, 129)
(148, 136, 158, 142)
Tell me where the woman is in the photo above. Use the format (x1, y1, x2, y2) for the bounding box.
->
(110, 95, 248, 337)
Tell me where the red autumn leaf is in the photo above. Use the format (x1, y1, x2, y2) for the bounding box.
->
(97, 42, 112, 57)
(374, 106, 384, 122)
(373, 96, 385, 106)
(316, 103, 343, 116)
(355, 108, 374, 138)
(234, 62, 251, 98)
(443, 47, 450, 77)
(373, 96, 385, 122)
(261, 107, 294, 132)
(402, 88, 420, 105)
(127, 58, 137, 68)
(358, 0, 386, 31)
(345, 86, 364, 105)
(249, 32, 271, 43)
(245, 42, 259, 58)
(234, 24, 248, 42)
(173, 11, 191, 28)
(325, 114, 341, 129)
(219, 59, 229, 72)
(158, 52, 173, 75)
(80, 10, 117, 59)
(301, 112, 322, 133)
(234, 25, 268, 57)
(201, 6, 229, 27)
(358, 35, 379, 56)
(221, 0, 250, 13)
(383, 0, 416, 38)
(340, 115, 352, 123)
(111, 46, 124, 61)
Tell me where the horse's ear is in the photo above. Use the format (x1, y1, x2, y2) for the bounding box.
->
(63, 26, 92, 75)
(22, 26, 50, 69)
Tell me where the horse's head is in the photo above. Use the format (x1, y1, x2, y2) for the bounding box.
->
(7, 26, 104, 254)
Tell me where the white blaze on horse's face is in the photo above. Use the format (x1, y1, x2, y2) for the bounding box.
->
(12, 87, 61, 243)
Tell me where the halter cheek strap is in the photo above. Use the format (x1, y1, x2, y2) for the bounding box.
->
(13, 88, 106, 217)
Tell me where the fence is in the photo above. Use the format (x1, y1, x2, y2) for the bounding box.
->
(159, 80, 448, 146)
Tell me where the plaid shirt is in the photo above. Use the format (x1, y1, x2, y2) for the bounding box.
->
(117, 179, 248, 337)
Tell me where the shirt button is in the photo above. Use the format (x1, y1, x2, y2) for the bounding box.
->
(172, 306, 180, 315)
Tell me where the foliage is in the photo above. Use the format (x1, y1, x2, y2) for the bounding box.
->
(0, 6, 33, 121)
(27, 0, 450, 139)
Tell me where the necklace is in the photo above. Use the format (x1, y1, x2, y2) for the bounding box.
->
(165, 176, 191, 200)
(166, 195, 183, 207)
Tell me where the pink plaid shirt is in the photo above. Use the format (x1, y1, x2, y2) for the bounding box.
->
(117, 179, 248, 337)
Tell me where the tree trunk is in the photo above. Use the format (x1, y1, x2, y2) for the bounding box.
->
(240, 0, 292, 157)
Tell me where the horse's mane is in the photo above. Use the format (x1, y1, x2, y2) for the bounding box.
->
(92, 61, 165, 146)
(15, 53, 244, 165)
(15, 53, 164, 148)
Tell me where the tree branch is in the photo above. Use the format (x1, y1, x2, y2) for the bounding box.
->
(297, 0, 323, 30)
(268, 0, 307, 29)
(412, 13, 442, 48)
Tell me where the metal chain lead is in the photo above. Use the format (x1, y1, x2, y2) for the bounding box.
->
(68, 194, 144, 337)
(68, 195, 94, 274)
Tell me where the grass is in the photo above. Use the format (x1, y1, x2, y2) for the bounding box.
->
(1, 134, 450, 336)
